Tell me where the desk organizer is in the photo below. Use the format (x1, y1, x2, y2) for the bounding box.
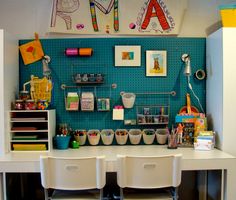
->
(69, 128, 174, 146)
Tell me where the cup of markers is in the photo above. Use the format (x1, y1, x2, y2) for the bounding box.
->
(53, 135, 71, 150)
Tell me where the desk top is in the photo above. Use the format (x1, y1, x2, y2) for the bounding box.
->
(0, 146, 235, 172)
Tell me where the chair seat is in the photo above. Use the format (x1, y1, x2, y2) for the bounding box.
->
(122, 188, 173, 200)
(51, 189, 101, 200)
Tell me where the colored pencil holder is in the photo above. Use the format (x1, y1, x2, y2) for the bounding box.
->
(53, 135, 71, 149)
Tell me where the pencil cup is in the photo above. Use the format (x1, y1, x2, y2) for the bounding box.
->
(53, 135, 71, 150)
(168, 134, 178, 149)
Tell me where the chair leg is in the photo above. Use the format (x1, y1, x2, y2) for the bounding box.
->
(44, 188, 49, 200)
(173, 187, 179, 200)
(119, 188, 124, 200)
(100, 188, 104, 200)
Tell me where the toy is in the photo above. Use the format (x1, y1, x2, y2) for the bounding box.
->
(176, 123, 184, 144)
(37, 100, 49, 110)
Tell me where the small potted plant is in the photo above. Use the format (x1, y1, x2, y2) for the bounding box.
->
(128, 129, 142, 145)
(74, 129, 87, 145)
(87, 130, 100, 145)
(101, 129, 114, 145)
(142, 129, 156, 145)
(115, 129, 128, 145)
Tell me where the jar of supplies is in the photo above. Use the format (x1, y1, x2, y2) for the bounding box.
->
(19, 90, 30, 101)
(14, 100, 24, 110)
(25, 100, 36, 110)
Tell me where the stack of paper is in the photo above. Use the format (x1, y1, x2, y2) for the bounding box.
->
(13, 144, 47, 151)
(194, 131, 215, 151)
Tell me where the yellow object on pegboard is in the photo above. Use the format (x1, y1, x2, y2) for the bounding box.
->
(19, 33, 44, 65)
(24, 75, 53, 102)
(219, 4, 236, 27)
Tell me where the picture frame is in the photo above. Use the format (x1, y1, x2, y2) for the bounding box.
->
(146, 50, 167, 76)
(115, 45, 141, 67)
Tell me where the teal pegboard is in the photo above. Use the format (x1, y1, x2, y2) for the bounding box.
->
(19, 37, 206, 131)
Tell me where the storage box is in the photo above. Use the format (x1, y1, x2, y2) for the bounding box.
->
(80, 92, 94, 111)
(66, 92, 79, 111)
(219, 4, 236, 27)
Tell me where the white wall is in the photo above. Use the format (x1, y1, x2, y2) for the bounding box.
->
(0, 30, 19, 155)
(0, 0, 236, 39)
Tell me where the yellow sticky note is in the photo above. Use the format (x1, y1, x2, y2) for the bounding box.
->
(113, 109, 124, 120)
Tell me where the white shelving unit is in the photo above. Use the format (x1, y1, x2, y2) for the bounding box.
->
(206, 27, 236, 157)
(0, 29, 19, 155)
(9, 110, 55, 152)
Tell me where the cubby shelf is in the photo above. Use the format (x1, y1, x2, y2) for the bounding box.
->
(9, 110, 55, 152)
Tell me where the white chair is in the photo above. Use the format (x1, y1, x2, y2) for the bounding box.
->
(40, 156, 106, 200)
(116, 154, 182, 200)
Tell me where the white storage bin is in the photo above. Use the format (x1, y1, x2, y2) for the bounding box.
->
(115, 129, 128, 145)
(156, 128, 169, 145)
(101, 129, 114, 145)
(142, 129, 156, 145)
(74, 130, 87, 145)
(128, 129, 142, 145)
(121, 93, 136, 108)
(87, 130, 100, 145)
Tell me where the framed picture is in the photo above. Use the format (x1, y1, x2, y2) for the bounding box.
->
(146, 50, 167, 76)
(115, 46, 141, 67)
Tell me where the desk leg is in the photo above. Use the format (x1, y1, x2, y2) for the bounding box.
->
(0, 173, 7, 200)
(225, 164, 236, 200)
(221, 170, 225, 200)
(0, 173, 3, 200)
(3, 173, 6, 200)
(198, 171, 207, 200)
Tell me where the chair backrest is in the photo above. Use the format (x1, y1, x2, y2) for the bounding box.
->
(40, 156, 106, 190)
(117, 154, 182, 189)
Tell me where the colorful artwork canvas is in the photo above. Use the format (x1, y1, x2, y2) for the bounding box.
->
(115, 46, 141, 67)
(19, 34, 44, 65)
(146, 50, 167, 76)
(49, 0, 187, 35)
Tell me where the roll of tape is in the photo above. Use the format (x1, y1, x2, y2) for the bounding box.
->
(65, 48, 93, 56)
(79, 48, 93, 56)
(65, 48, 79, 56)
(194, 69, 206, 80)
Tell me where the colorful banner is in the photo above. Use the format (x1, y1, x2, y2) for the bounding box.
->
(49, 0, 187, 35)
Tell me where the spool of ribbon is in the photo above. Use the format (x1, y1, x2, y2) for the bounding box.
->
(65, 48, 93, 56)
(79, 48, 93, 56)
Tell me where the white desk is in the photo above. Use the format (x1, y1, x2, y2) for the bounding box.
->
(0, 146, 235, 200)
